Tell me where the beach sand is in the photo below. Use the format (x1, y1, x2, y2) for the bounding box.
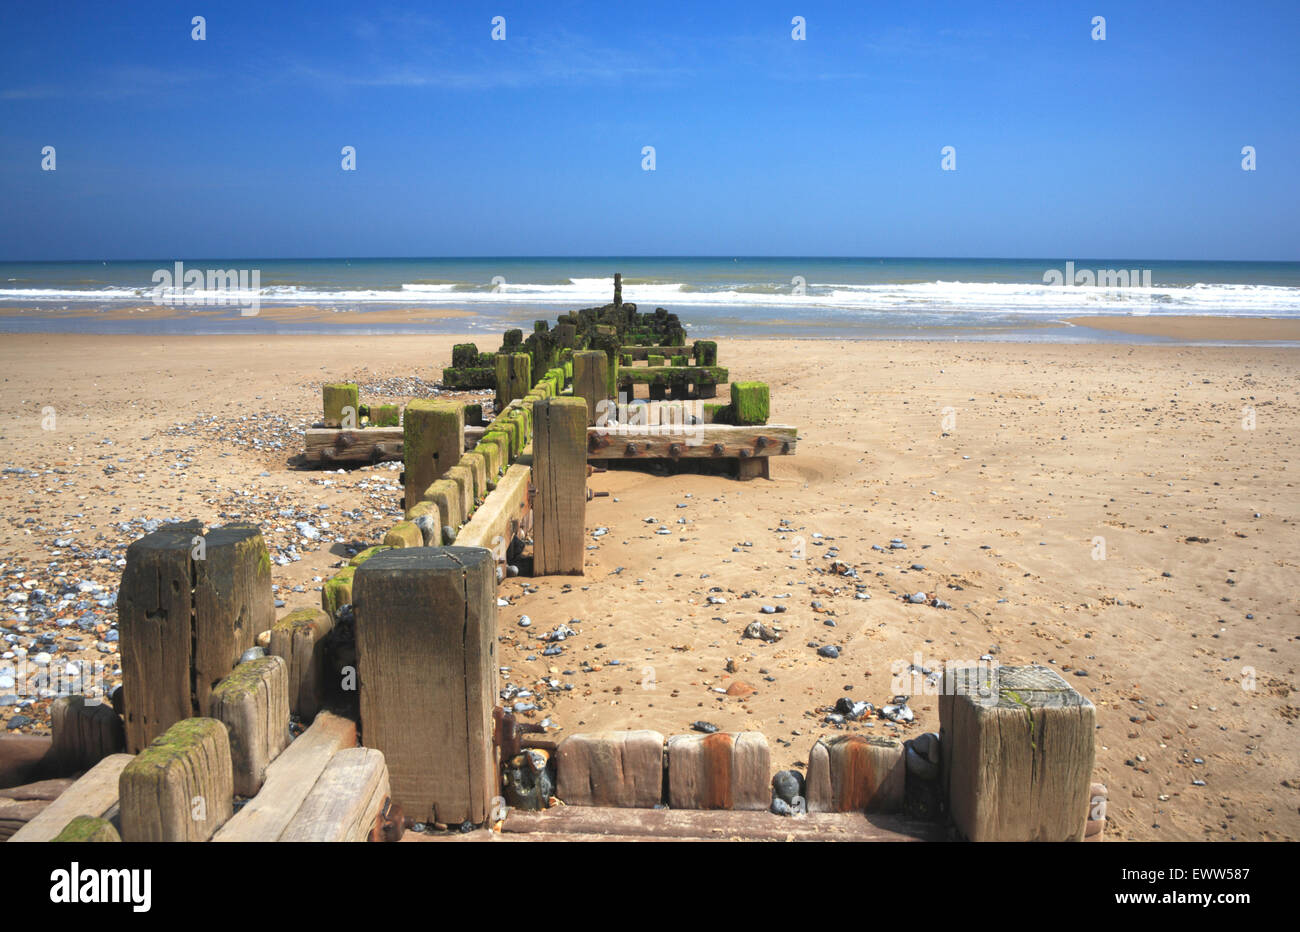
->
(1, 332, 1296, 842)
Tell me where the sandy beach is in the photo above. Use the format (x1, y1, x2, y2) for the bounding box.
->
(0, 329, 1295, 842)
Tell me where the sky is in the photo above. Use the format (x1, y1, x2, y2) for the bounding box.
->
(1, 0, 1297, 261)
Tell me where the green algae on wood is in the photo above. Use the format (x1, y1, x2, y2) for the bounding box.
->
(729, 381, 770, 425)
(52, 815, 121, 842)
(322, 383, 360, 428)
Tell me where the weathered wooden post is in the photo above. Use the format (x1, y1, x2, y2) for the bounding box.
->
(494, 353, 531, 411)
(353, 548, 497, 827)
(940, 664, 1096, 841)
(572, 350, 609, 426)
(322, 383, 359, 428)
(119, 522, 273, 753)
(532, 397, 587, 576)
(50, 696, 125, 773)
(613, 271, 622, 309)
(119, 718, 234, 842)
(268, 607, 334, 721)
(806, 734, 905, 812)
(208, 655, 290, 797)
(402, 399, 464, 508)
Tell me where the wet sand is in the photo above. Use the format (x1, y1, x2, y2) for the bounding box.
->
(1068, 315, 1300, 342)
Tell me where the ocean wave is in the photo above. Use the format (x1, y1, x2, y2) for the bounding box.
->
(1, 278, 1296, 316)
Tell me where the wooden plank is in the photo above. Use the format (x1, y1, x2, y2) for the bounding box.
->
(303, 427, 403, 465)
(0, 799, 49, 841)
(8, 753, 133, 843)
(403, 400, 464, 508)
(353, 548, 497, 827)
(118, 521, 202, 753)
(0, 779, 77, 840)
(533, 397, 587, 576)
(50, 696, 125, 773)
(301, 425, 484, 466)
(279, 748, 389, 842)
(119, 717, 234, 842)
(212, 711, 356, 842)
(456, 462, 532, 568)
(0, 735, 57, 788)
(208, 656, 291, 797)
(623, 344, 701, 361)
(0, 777, 76, 801)
(586, 424, 797, 460)
(940, 664, 1096, 841)
(501, 807, 942, 842)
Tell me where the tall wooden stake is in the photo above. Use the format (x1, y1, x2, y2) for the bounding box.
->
(532, 397, 587, 575)
(353, 548, 497, 826)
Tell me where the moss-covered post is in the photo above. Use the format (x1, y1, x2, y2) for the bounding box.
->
(353, 548, 497, 827)
(371, 403, 400, 427)
(322, 383, 360, 428)
(459, 451, 489, 502)
(208, 655, 290, 797)
(494, 353, 531, 411)
(403, 399, 464, 508)
(693, 340, 718, 366)
(119, 717, 234, 842)
(383, 521, 423, 548)
(52, 816, 121, 842)
(532, 397, 587, 576)
(729, 381, 770, 425)
(475, 438, 503, 482)
(322, 565, 357, 618)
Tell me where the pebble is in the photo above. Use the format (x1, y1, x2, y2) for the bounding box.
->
(743, 621, 781, 642)
(772, 769, 804, 803)
(691, 721, 719, 734)
(817, 645, 840, 659)
(880, 702, 914, 724)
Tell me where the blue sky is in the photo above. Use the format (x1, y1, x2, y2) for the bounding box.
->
(1, 0, 1297, 260)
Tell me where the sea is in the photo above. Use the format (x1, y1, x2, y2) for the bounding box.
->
(1, 257, 1297, 343)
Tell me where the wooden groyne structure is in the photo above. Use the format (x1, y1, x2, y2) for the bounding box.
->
(0, 275, 1106, 843)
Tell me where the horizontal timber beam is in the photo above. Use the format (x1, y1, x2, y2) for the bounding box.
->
(586, 424, 797, 460)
